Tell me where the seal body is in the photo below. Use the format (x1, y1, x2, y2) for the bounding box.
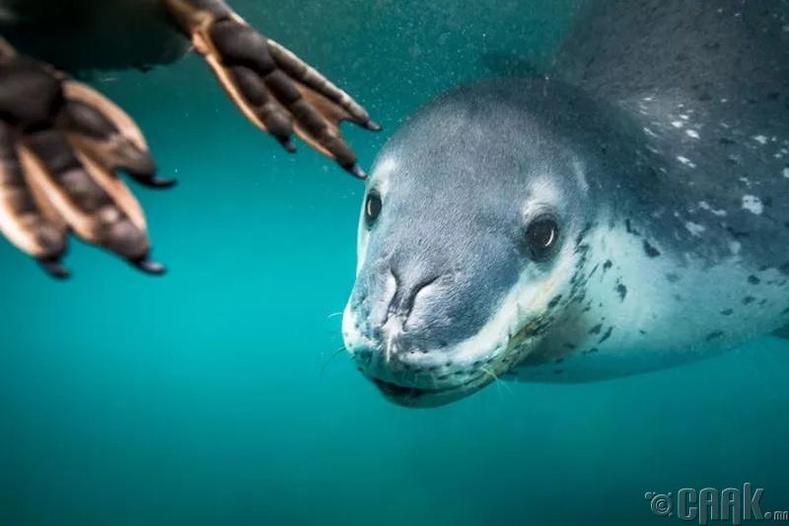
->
(342, 0, 789, 406)
(0, 0, 190, 70)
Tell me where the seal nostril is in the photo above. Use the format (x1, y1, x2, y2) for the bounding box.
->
(387, 269, 442, 320)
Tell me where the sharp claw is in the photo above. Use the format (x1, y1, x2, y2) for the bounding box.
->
(130, 255, 167, 275)
(278, 136, 297, 153)
(364, 120, 383, 132)
(128, 172, 178, 189)
(342, 163, 368, 179)
(149, 176, 178, 189)
(38, 257, 70, 280)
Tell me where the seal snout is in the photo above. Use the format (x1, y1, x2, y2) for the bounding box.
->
(343, 251, 510, 406)
(346, 264, 456, 361)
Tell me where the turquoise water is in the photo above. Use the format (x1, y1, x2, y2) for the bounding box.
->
(1, 1, 788, 524)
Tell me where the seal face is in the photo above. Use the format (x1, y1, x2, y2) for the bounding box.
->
(343, 0, 789, 407)
(344, 81, 597, 406)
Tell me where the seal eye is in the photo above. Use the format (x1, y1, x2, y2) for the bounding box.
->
(365, 192, 382, 225)
(526, 215, 560, 259)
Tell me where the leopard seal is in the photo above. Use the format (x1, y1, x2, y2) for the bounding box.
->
(342, 0, 789, 407)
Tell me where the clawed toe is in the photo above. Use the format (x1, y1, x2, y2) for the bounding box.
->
(364, 121, 383, 132)
(129, 255, 167, 275)
(343, 163, 368, 180)
(38, 257, 70, 280)
(277, 136, 298, 153)
(129, 172, 178, 188)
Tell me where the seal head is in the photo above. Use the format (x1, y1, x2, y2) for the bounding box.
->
(342, 79, 605, 407)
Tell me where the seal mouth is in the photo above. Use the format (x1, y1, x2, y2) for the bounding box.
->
(371, 378, 428, 399)
(354, 317, 545, 408)
(369, 376, 491, 408)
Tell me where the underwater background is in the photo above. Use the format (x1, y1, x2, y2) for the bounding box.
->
(1, 1, 788, 524)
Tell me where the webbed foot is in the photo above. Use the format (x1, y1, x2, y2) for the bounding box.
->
(0, 39, 169, 278)
(163, 0, 381, 178)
